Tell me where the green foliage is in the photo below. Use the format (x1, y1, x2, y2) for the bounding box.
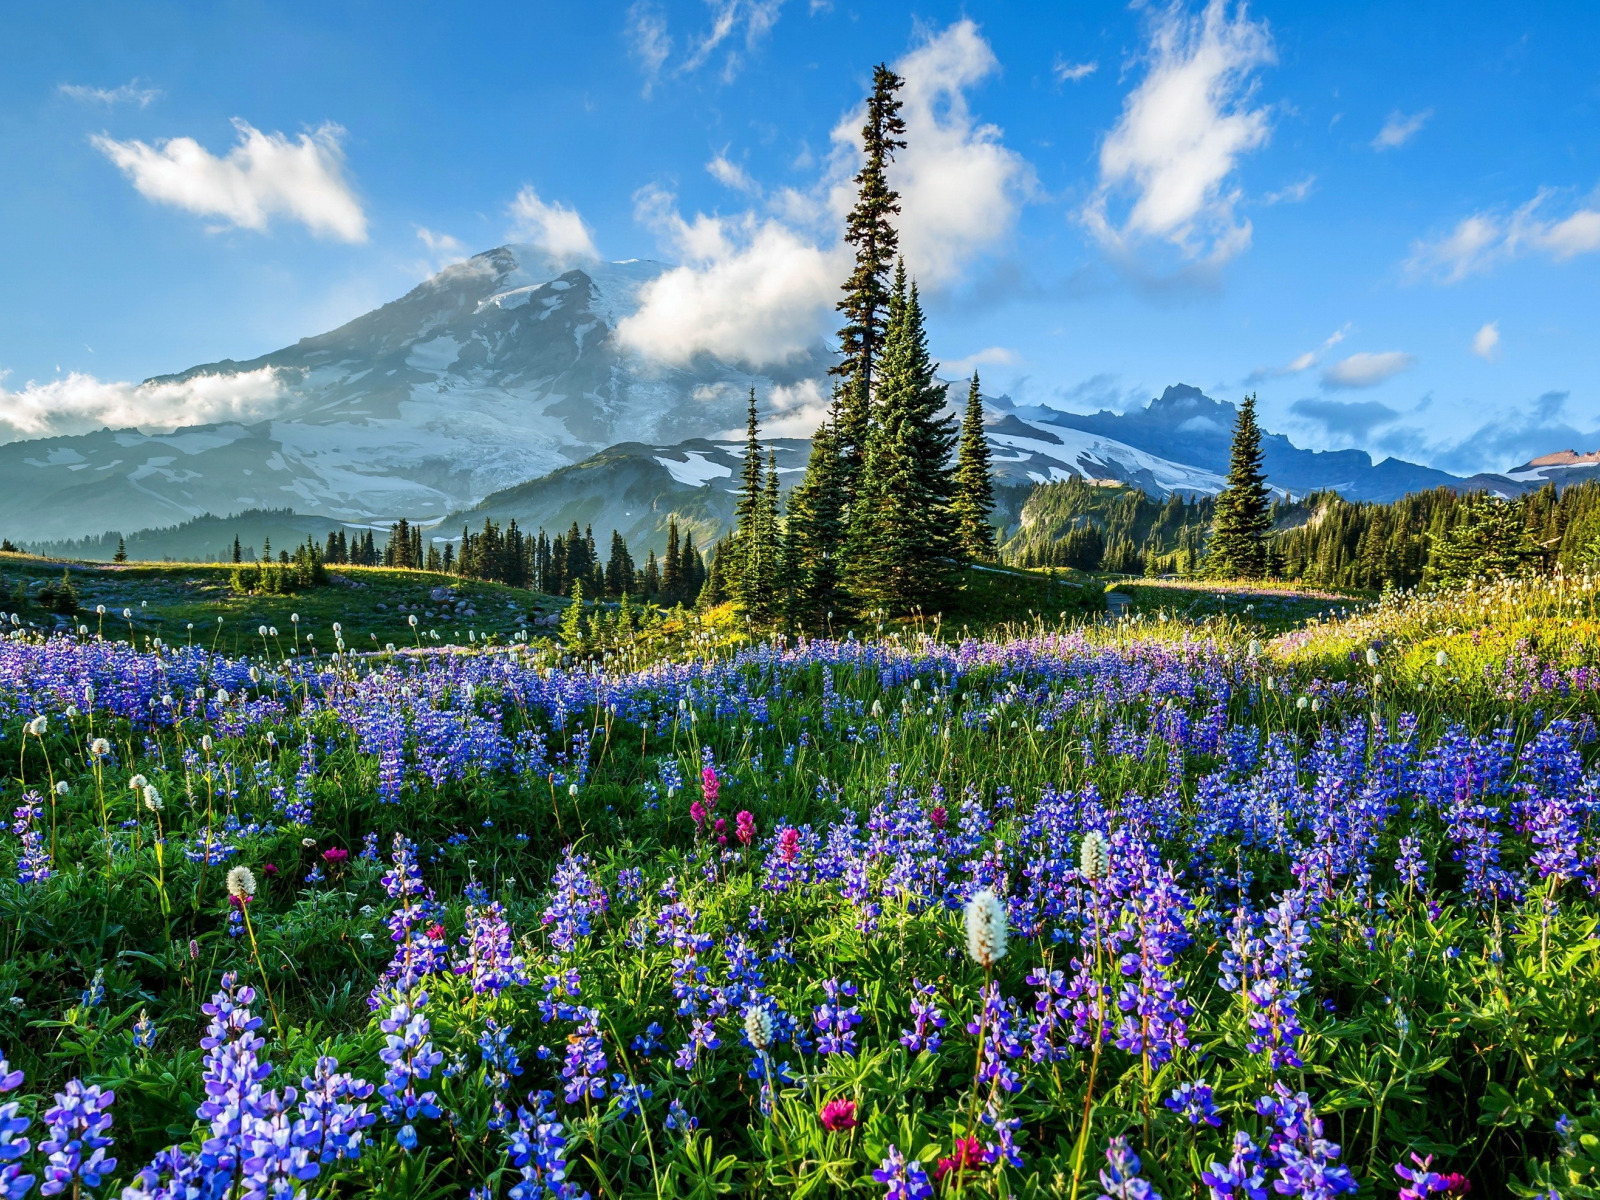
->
(950, 371, 996, 561)
(1002, 479, 1218, 576)
(1425, 494, 1543, 585)
(1207, 392, 1272, 578)
(845, 267, 957, 614)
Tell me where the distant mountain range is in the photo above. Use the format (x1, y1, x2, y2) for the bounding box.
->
(5, 243, 1596, 557)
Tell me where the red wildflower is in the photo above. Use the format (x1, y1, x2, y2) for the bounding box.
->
(934, 1138, 984, 1182)
(778, 827, 801, 863)
(262, 862, 278, 877)
(819, 1098, 857, 1132)
(736, 810, 755, 845)
(322, 847, 348, 864)
(701, 765, 720, 808)
(690, 799, 708, 830)
(930, 806, 947, 829)
(426, 923, 445, 940)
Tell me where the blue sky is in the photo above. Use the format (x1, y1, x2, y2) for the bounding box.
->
(2, 0, 1599, 474)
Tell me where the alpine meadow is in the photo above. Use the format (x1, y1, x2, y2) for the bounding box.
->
(5, 5, 1600, 1200)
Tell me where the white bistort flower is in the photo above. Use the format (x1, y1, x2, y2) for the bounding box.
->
(964, 888, 1008, 969)
(1079, 830, 1111, 881)
(226, 866, 257, 899)
(744, 1004, 774, 1051)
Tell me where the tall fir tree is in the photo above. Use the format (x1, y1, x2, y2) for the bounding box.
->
(662, 518, 682, 600)
(784, 409, 848, 629)
(833, 64, 907, 489)
(845, 264, 958, 613)
(951, 371, 996, 560)
(1206, 393, 1272, 579)
(732, 389, 773, 620)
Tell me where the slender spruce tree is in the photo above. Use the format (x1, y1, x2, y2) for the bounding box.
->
(732, 390, 772, 619)
(833, 64, 907, 489)
(951, 371, 996, 560)
(1207, 393, 1272, 578)
(846, 264, 957, 613)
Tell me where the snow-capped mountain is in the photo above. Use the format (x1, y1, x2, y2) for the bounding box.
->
(3, 240, 1571, 551)
(0, 245, 829, 542)
(439, 413, 1224, 555)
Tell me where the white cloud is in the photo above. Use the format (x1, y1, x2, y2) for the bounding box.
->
(878, 20, 1037, 286)
(943, 346, 1020, 376)
(618, 21, 1032, 368)
(506, 186, 599, 262)
(1372, 108, 1431, 151)
(59, 79, 161, 107)
(1054, 57, 1098, 83)
(1083, 0, 1275, 269)
(707, 152, 760, 195)
(1472, 321, 1500, 361)
(1245, 323, 1347, 382)
(617, 190, 842, 366)
(1406, 187, 1600, 282)
(1263, 175, 1314, 204)
(625, 1, 673, 94)
(92, 119, 366, 241)
(626, 0, 785, 91)
(0, 367, 290, 444)
(1320, 350, 1416, 389)
(415, 227, 464, 256)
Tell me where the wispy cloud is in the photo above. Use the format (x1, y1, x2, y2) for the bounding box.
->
(1083, 0, 1276, 272)
(1263, 175, 1314, 205)
(1472, 321, 1500, 361)
(1053, 57, 1098, 83)
(1406, 187, 1600, 282)
(625, 0, 785, 93)
(707, 152, 760, 195)
(59, 79, 161, 108)
(943, 346, 1020, 376)
(1372, 107, 1432, 150)
(1244, 324, 1347, 383)
(92, 119, 366, 241)
(1321, 349, 1416, 389)
(506, 187, 599, 262)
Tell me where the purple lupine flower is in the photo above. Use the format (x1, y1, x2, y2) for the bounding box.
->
(12, 795, 51, 884)
(1394, 836, 1429, 890)
(0, 1052, 35, 1200)
(541, 848, 609, 955)
(560, 1013, 608, 1106)
(377, 993, 444, 1148)
(506, 1092, 587, 1200)
(814, 979, 863, 1057)
(1096, 1135, 1160, 1200)
(900, 978, 946, 1053)
(1202, 1131, 1269, 1200)
(372, 834, 446, 1007)
(457, 902, 530, 995)
(873, 1145, 934, 1200)
(299, 1056, 376, 1164)
(39, 1079, 117, 1196)
(1165, 1081, 1221, 1127)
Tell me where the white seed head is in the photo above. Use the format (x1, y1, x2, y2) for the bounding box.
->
(744, 1004, 774, 1050)
(1079, 830, 1111, 881)
(1435, 650, 1448, 667)
(1365, 647, 1380, 667)
(259, 625, 269, 637)
(122, 608, 132, 619)
(143, 786, 163, 812)
(568, 783, 579, 797)
(55, 780, 69, 796)
(963, 887, 1009, 969)
(226, 866, 257, 899)
(26, 716, 47, 736)
(90, 737, 111, 757)
(128, 773, 148, 791)
(409, 614, 418, 626)
(1296, 696, 1309, 711)
(215, 689, 230, 704)
(1247, 639, 1261, 659)
(95, 605, 106, 616)
(201, 734, 213, 752)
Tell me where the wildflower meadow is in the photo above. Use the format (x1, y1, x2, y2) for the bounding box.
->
(2, 575, 1600, 1199)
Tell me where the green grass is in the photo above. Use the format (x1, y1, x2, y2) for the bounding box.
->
(1100, 576, 1370, 632)
(0, 553, 564, 655)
